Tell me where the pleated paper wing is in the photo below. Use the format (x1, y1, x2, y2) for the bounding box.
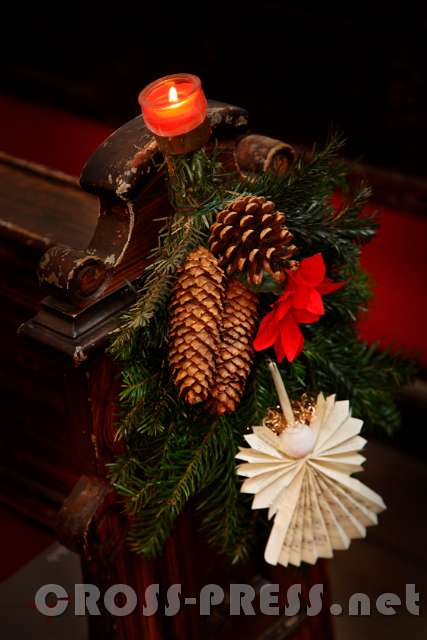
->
(236, 393, 386, 567)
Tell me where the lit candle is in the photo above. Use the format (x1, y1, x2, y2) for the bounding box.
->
(139, 73, 208, 138)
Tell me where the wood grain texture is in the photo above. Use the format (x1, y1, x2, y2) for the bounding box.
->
(0, 158, 98, 250)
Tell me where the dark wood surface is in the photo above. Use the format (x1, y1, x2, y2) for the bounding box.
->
(81, 101, 248, 199)
(350, 162, 427, 216)
(16, 103, 249, 366)
(0, 155, 98, 250)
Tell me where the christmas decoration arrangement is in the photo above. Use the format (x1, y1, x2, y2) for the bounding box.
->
(109, 74, 413, 563)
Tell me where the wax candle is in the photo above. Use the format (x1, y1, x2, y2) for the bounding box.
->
(139, 74, 208, 138)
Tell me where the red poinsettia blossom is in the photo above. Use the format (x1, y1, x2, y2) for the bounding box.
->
(253, 253, 345, 362)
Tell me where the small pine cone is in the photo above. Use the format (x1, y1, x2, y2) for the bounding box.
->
(209, 278, 259, 415)
(209, 195, 297, 286)
(169, 247, 224, 405)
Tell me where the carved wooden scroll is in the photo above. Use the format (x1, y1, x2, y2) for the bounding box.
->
(21, 101, 297, 365)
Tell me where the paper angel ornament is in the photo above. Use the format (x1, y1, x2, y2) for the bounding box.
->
(236, 361, 386, 567)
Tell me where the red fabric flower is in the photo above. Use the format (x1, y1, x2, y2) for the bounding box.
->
(253, 253, 345, 362)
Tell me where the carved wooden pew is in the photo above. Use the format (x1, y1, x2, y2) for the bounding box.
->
(0, 102, 333, 639)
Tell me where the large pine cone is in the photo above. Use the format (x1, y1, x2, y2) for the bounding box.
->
(209, 278, 259, 415)
(169, 247, 224, 405)
(209, 195, 297, 286)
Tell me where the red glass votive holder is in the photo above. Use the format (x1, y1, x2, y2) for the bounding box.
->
(138, 74, 210, 154)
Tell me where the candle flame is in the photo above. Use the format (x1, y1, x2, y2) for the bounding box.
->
(168, 85, 178, 103)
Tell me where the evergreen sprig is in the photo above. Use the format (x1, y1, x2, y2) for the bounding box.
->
(108, 134, 414, 561)
(109, 212, 210, 360)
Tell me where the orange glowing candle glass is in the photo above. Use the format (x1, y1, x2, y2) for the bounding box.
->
(139, 73, 208, 138)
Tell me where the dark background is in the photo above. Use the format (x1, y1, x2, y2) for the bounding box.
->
(2, 3, 427, 178)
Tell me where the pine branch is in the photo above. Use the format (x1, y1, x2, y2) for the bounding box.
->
(109, 213, 210, 360)
(234, 131, 347, 210)
(167, 146, 227, 212)
(302, 325, 415, 433)
(199, 465, 256, 563)
(125, 417, 230, 557)
(107, 131, 415, 562)
(324, 263, 372, 322)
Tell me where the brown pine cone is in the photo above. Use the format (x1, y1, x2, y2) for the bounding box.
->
(169, 247, 224, 405)
(209, 195, 297, 286)
(209, 278, 259, 415)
